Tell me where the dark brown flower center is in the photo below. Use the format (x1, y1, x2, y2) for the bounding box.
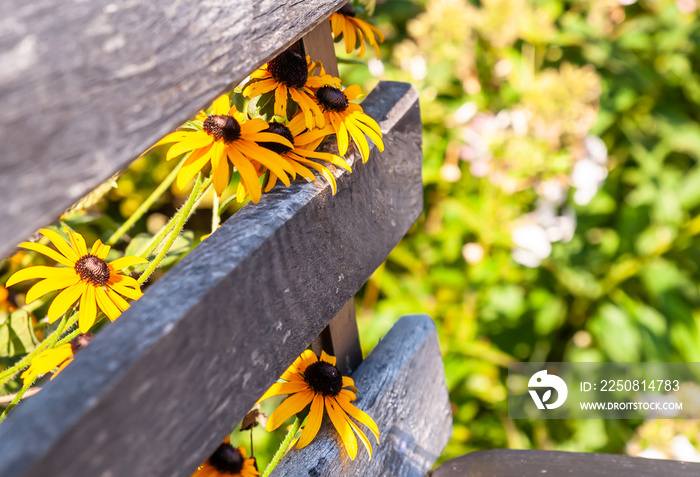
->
(70, 333, 93, 354)
(203, 115, 241, 143)
(75, 255, 110, 286)
(208, 443, 244, 474)
(316, 86, 349, 113)
(258, 122, 295, 155)
(267, 50, 308, 89)
(340, 3, 356, 16)
(304, 361, 343, 397)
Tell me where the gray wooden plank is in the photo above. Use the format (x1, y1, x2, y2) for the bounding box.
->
(312, 299, 363, 375)
(0, 0, 346, 259)
(302, 19, 341, 77)
(272, 314, 452, 477)
(0, 80, 422, 477)
(430, 450, 700, 477)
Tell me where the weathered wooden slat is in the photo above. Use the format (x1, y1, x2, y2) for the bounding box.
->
(302, 20, 341, 78)
(272, 314, 452, 477)
(312, 299, 363, 375)
(0, 80, 422, 477)
(0, 0, 346, 258)
(430, 450, 700, 477)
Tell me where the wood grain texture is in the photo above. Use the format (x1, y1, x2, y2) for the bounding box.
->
(271, 314, 453, 477)
(312, 299, 363, 376)
(430, 450, 700, 477)
(0, 81, 422, 477)
(0, 0, 346, 259)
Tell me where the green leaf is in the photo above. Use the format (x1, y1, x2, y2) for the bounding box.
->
(124, 233, 154, 258)
(0, 309, 40, 358)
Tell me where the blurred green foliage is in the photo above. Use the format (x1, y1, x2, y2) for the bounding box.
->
(347, 0, 700, 462)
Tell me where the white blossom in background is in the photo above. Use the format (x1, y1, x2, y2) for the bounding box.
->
(571, 135, 609, 206)
(670, 435, 700, 462)
(454, 102, 478, 124)
(451, 101, 608, 268)
(676, 0, 698, 14)
(511, 224, 552, 268)
(462, 242, 485, 264)
(368, 58, 385, 77)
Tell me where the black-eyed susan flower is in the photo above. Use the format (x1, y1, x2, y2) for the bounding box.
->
(192, 437, 259, 477)
(330, 4, 385, 59)
(149, 95, 295, 201)
(313, 84, 384, 163)
(243, 50, 340, 130)
(20, 333, 92, 385)
(260, 350, 379, 460)
(6, 229, 147, 332)
(254, 113, 352, 196)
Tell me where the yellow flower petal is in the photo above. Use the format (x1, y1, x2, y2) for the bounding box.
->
(67, 229, 88, 257)
(259, 380, 312, 401)
(21, 344, 73, 385)
(243, 78, 277, 98)
(326, 396, 358, 459)
(348, 417, 373, 460)
(18, 242, 74, 267)
(335, 395, 380, 444)
(227, 145, 262, 203)
(345, 120, 370, 162)
(7, 266, 75, 287)
(275, 83, 288, 118)
(95, 287, 122, 321)
(266, 390, 314, 431)
(329, 114, 349, 156)
(280, 350, 317, 382)
(297, 393, 325, 448)
(177, 146, 214, 191)
(211, 141, 230, 197)
(166, 132, 212, 161)
(39, 229, 79, 263)
(109, 281, 142, 300)
(105, 287, 130, 312)
(109, 274, 140, 289)
(50, 356, 74, 381)
(234, 141, 292, 187)
(79, 285, 97, 332)
(343, 84, 364, 102)
(109, 256, 148, 270)
(212, 95, 231, 115)
(25, 274, 80, 303)
(47, 281, 86, 323)
(344, 16, 357, 54)
(320, 350, 336, 366)
(351, 114, 384, 152)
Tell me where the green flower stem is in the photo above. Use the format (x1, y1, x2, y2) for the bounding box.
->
(55, 327, 82, 347)
(138, 176, 212, 261)
(218, 191, 239, 216)
(211, 192, 220, 234)
(0, 308, 77, 387)
(262, 418, 301, 477)
(0, 311, 83, 421)
(137, 174, 207, 285)
(106, 156, 187, 246)
(0, 383, 32, 421)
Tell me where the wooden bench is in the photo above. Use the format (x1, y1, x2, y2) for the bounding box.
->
(0, 1, 452, 476)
